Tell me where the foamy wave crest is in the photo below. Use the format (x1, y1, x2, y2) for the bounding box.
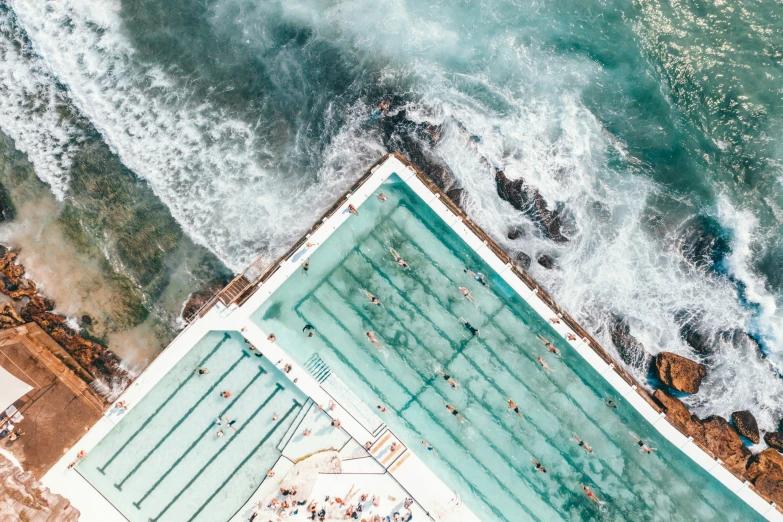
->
(0, 7, 83, 198)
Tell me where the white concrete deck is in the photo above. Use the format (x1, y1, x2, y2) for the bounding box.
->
(40, 155, 783, 522)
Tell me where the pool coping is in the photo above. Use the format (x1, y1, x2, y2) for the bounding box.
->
(41, 153, 782, 522)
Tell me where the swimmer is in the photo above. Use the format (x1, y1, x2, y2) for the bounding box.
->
(507, 398, 524, 418)
(632, 434, 657, 454)
(537, 355, 554, 373)
(272, 413, 279, 421)
(571, 432, 593, 453)
(303, 324, 316, 337)
(389, 248, 410, 269)
(379, 102, 389, 111)
(377, 405, 387, 413)
(436, 369, 460, 390)
(603, 396, 618, 409)
(582, 484, 601, 504)
(445, 403, 465, 423)
(378, 193, 388, 201)
(267, 333, 277, 342)
(366, 331, 384, 349)
(225, 418, 238, 432)
(536, 335, 561, 356)
(348, 203, 359, 216)
(195, 367, 209, 375)
(302, 257, 310, 275)
(220, 390, 231, 399)
(459, 286, 476, 305)
(459, 317, 479, 337)
(216, 429, 224, 438)
(421, 440, 435, 452)
(531, 458, 547, 473)
(302, 428, 311, 436)
(464, 268, 487, 286)
(364, 290, 384, 307)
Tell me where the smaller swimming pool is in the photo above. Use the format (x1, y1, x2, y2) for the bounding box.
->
(78, 331, 305, 522)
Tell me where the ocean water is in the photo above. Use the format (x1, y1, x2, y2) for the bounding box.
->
(0, 0, 782, 430)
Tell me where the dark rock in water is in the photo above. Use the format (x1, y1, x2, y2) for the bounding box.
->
(731, 410, 760, 444)
(702, 415, 751, 475)
(653, 351, 706, 394)
(610, 315, 650, 368)
(764, 432, 783, 452)
(680, 215, 730, 270)
(746, 449, 783, 505)
(182, 283, 224, 323)
(652, 389, 706, 446)
(81, 314, 93, 326)
(537, 254, 555, 270)
(675, 310, 715, 355)
(507, 226, 524, 240)
(445, 187, 465, 210)
(21, 295, 55, 321)
(494, 169, 568, 243)
(514, 251, 532, 271)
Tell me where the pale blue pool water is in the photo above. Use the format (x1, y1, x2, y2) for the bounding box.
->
(251, 174, 762, 522)
(78, 331, 306, 522)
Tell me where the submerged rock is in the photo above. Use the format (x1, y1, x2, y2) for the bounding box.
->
(746, 449, 783, 505)
(514, 251, 532, 271)
(653, 352, 706, 394)
(764, 432, 783, 453)
(652, 389, 706, 445)
(610, 315, 650, 369)
(537, 254, 555, 270)
(702, 415, 751, 475)
(495, 169, 568, 243)
(731, 410, 760, 444)
(507, 226, 524, 240)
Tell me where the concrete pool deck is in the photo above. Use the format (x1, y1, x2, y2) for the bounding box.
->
(41, 154, 783, 521)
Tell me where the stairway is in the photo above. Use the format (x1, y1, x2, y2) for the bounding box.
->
(304, 353, 332, 384)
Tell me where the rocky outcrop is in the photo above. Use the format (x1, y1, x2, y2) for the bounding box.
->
(507, 226, 524, 240)
(731, 410, 760, 444)
(611, 315, 650, 369)
(0, 303, 24, 328)
(746, 449, 783, 505)
(537, 255, 555, 270)
(21, 295, 55, 321)
(514, 251, 532, 271)
(764, 432, 783, 453)
(702, 415, 751, 475)
(652, 389, 707, 446)
(495, 169, 568, 243)
(182, 283, 224, 323)
(653, 352, 706, 394)
(0, 455, 79, 521)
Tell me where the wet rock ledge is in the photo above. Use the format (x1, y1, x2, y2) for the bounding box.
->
(0, 247, 126, 395)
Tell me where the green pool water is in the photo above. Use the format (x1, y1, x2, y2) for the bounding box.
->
(251, 174, 762, 522)
(77, 331, 306, 522)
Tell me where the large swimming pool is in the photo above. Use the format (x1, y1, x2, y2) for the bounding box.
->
(251, 174, 762, 522)
(78, 331, 306, 522)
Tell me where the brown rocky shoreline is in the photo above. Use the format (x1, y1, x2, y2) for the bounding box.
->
(0, 246, 126, 398)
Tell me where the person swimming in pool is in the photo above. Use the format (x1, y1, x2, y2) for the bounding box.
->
(582, 484, 601, 504)
(436, 369, 460, 390)
(303, 324, 316, 337)
(459, 286, 476, 305)
(445, 404, 464, 423)
(195, 367, 209, 375)
(536, 335, 561, 356)
(302, 257, 310, 275)
(364, 290, 383, 307)
(464, 268, 487, 286)
(507, 398, 524, 418)
(459, 317, 479, 336)
(390, 248, 410, 269)
(366, 331, 384, 349)
(632, 434, 657, 454)
(571, 432, 593, 453)
(603, 396, 618, 409)
(421, 440, 435, 452)
(378, 193, 388, 201)
(531, 458, 547, 473)
(537, 355, 553, 373)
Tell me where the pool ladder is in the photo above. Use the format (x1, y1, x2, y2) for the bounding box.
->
(304, 353, 332, 384)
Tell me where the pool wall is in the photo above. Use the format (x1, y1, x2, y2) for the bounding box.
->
(42, 153, 783, 521)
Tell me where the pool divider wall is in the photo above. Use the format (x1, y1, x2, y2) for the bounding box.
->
(217, 152, 781, 520)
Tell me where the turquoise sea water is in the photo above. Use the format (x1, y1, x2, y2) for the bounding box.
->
(0, 0, 782, 427)
(251, 176, 762, 522)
